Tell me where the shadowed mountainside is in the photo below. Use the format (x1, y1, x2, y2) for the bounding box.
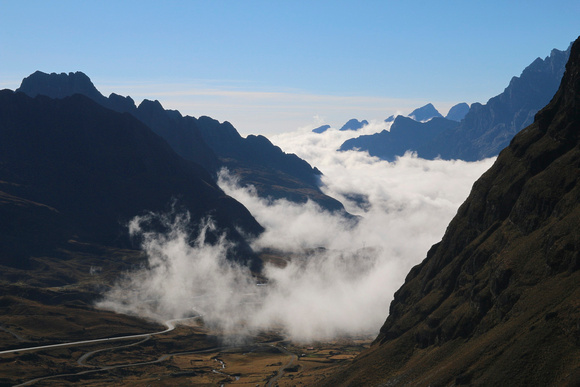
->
(0, 90, 263, 270)
(17, 72, 345, 212)
(329, 36, 580, 386)
(341, 44, 570, 161)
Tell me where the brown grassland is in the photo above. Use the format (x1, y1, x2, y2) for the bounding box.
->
(0, 245, 372, 386)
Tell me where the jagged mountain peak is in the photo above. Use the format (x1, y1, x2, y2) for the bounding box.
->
(17, 70, 104, 101)
(408, 103, 442, 122)
(504, 43, 571, 93)
(137, 98, 167, 115)
(12, 70, 347, 213)
(108, 92, 137, 111)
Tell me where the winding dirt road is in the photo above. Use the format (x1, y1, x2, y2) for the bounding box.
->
(0, 317, 194, 356)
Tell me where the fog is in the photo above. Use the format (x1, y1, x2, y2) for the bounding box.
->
(97, 121, 495, 342)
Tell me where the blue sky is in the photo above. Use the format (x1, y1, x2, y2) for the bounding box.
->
(1, 1, 578, 135)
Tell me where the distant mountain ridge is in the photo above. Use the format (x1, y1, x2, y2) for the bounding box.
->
(339, 118, 368, 131)
(340, 44, 571, 161)
(17, 71, 345, 212)
(340, 116, 458, 161)
(408, 103, 442, 122)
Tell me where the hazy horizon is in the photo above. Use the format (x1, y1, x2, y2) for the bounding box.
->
(1, 1, 578, 136)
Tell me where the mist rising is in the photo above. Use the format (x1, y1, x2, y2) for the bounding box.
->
(97, 122, 495, 342)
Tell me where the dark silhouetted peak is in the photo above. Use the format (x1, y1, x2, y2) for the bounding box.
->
(108, 93, 137, 112)
(17, 71, 105, 103)
(138, 99, 165, 114)
(384, 115, 396, 123)
(408, 103, 442, 122)
(312, 124, 331, 133)
(197, 116, 243, 150)
(246, 134, 274, 147)
(14, 71, 222, 175)
(165, 109, 183, 121)
(340, 118, 368, 131)
(14, 71, 345, 214)
(445, 102, 470, 121)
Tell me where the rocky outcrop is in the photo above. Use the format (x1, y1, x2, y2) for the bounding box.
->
(339, 118, 368, 131)
(445, 102, 470, 121)
(312, 124, 331, 133)
(408, 103, 442, 122)
(329, 36, 580, 386)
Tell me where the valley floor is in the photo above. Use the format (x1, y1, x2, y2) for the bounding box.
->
(0, 308, 371, 386)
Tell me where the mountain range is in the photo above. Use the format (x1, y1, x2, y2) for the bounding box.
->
(17, 71, 345, 212)
(329, 36, 580, 386)
(313, 103, 466, 135)
(340, 43, 571, 161)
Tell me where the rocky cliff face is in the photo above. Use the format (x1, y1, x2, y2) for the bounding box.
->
(330, 36, 580, 386)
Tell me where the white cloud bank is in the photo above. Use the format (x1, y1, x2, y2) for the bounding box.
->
(97, 124, 495, 342)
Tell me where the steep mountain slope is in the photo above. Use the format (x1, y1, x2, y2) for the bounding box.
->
(328, 36, 580, 386)
(17, 72, 345, 212)
(0, 90, 263, 269)
(340, 44, 570, 161)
